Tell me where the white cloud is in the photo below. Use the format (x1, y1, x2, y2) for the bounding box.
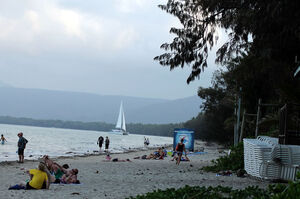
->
(55, 9, 83, 38)
(25, 10, 40, 32)
(115, 0, 146, 13)
(0, 1, 140, 55)
(114, 27, 139, 50)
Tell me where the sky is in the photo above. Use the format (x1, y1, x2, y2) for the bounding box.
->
(0, 0, 222, 100)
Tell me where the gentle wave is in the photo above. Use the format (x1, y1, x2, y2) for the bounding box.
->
(0, 124, 172, 162)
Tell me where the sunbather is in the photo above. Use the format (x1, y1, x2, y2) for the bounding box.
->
(42, 155, 79, 183)
(9, 162, 51, 190)
(60, 168, 79, 184)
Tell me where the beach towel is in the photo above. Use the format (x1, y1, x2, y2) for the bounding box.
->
(181, 157, 190, 161)
(8, 184, 25, 190)
(52, 183, 82, 185)
(188, 152, 207, 156)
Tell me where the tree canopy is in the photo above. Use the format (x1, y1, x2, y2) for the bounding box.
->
(156, 0, 300, 144)
(155, 0, 300, 83)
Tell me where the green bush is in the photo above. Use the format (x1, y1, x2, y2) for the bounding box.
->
(126, 169, 300, 199)
(127, 185, 269, 199)
(202, 142, 244, 172)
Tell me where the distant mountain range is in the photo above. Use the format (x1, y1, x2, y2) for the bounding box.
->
(0, 87, 202, 124)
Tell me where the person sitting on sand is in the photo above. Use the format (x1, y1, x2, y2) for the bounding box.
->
(158, 148, 166, 159)
(162, 147, 167, 157)
(9, 162, 51, 190)
(1, 134, 7, 145)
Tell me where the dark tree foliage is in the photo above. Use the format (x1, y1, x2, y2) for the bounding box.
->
(184, 70, 235, 144)
(157, 0, 300, 144)
(155, 0, 300, 85)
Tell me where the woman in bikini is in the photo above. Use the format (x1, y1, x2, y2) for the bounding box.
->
(175, 138, 188, 165)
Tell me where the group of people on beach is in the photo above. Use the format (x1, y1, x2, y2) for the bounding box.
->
(97, 136, 110, 152)
(42, 155, 80, 184)
(9, 155, 80, 190)
(144, 137, 150, 147)
(133, 138, 189, 165)
(6, 131, 189, 191)
(140, 147, 167, 160)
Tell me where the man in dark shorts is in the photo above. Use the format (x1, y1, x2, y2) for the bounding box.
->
(17, 132, 28, 163)
(105, 136, 110, 152)
(97, 136, 104, 151)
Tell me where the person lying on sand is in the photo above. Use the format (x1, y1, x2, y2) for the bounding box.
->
(59, 168, 80, 184)
(134, 148, 166, 160)
(9, 162, 51, 190)
(146, 148, 165, 160)
(103, 156, 131, 162)
(42, 155, 79, 184)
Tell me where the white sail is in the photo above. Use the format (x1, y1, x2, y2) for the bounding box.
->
(121, 108, 126, 132)
(115, 102, 123, 129)
(113, 101, 127, 134)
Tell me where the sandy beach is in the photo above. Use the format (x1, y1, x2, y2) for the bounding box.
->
(0, 141, 271, 199)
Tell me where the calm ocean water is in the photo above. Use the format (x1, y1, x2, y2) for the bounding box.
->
(0, 124, 172, 162)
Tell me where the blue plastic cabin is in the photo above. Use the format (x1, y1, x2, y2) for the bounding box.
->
(173, 128, 194, 151)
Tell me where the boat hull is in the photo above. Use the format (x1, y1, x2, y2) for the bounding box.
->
(111, 129, 129, 135)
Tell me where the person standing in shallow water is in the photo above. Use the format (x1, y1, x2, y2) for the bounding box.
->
(97, 136, 104, 152)
(17, 132, 28, 163)
(1, 134, 7, 145)
(105, 136, 110, 152)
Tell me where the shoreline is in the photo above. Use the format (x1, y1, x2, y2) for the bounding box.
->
(0, 141, 272, 199)
(0, 144, 174, 166)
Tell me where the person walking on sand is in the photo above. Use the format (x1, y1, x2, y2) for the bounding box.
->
(105, 136, 110, 152)
(97, 136, 104, 152)
(175, 138, 188, 165)
(1, 134, 7, 145)
(17, 132, 28, 163)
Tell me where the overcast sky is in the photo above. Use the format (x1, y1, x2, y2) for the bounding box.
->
(0, 0, 221, 100)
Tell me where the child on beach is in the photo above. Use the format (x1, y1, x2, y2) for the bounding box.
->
(1, 134, 7, 144)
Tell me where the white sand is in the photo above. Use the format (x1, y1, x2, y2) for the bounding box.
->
(0, 141, 271, 199)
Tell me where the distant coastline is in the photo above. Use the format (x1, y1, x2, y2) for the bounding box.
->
(0, 116, 182, 137)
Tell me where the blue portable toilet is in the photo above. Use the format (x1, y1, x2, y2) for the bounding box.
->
(173, 128, 194, 151)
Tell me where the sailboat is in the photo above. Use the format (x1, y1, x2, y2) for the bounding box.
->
(111, 101, 129, 135)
